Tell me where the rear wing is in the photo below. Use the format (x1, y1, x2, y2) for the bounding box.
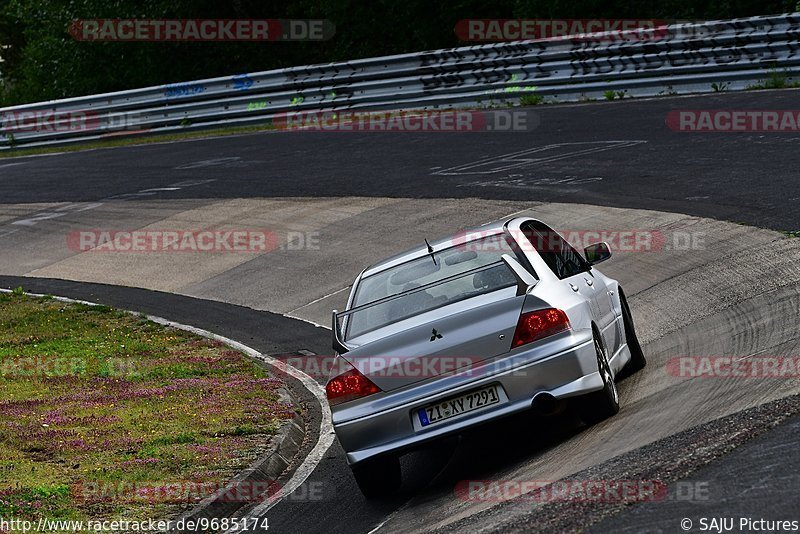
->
(332, 310, 349, 354)
(331, 254, 537, 354)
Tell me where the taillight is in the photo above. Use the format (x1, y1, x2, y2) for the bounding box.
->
(326, 360, 381, 406)
(511, 308, 570, 348)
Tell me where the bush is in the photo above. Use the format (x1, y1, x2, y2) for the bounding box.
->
(519, 93, 544, 106)
(1, 0, 796, 106)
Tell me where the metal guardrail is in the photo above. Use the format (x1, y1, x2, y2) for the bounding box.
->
(1, 13, 799, 149)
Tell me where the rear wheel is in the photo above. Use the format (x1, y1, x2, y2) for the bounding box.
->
(620, 290, 646, 372)
(351, 454, 401, 499)
(576, 331, 620, 425)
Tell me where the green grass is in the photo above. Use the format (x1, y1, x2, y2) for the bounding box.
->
(519, 93, 544, 106)
(0, 292, 294, 525)
(746, 68, 800, 90)
(603, 90, 626, 101)
(0, 123, 277, 159)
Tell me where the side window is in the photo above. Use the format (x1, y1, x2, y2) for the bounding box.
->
(521, 223, 562, 278)
(522, 221, 588, 279)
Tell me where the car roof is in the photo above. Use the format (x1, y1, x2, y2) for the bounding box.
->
(360, 217, 524, 278)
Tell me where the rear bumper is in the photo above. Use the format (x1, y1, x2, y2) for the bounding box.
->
(331, 329, 612, 465)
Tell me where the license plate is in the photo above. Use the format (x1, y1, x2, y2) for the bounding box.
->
(417, 385, 500, 427)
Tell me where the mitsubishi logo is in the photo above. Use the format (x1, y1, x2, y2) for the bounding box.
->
(430, 328, 443, 342)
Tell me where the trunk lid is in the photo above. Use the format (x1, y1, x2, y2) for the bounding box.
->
(341, 288, 525, 391)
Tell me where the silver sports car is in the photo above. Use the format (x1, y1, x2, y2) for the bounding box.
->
(327, 217, 646, 497)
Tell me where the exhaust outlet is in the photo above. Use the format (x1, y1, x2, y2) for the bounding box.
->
(531, 393, 563, 416)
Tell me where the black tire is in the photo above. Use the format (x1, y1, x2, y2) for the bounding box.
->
(620, 289, 647, 373)
(576, 331, 620, 426)
(351, 455, 401, 499)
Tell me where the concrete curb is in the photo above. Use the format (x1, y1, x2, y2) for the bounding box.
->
(169, 389, 306, 533)
(122, 321, 317, 533)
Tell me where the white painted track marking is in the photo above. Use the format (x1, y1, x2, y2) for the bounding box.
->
(433, 140, 647, 175)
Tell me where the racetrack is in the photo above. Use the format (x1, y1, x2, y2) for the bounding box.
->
(2, 90, 799, 230)
(1, 89, 799, 533)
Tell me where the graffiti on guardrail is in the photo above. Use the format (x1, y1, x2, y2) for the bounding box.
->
(247, 101, 268, 111)
(233, 74, 254, 91)
(164, 83, 206, 99)
(421, 70, 517, 92)
(571, 36, 782, 75)
(3, 14, 800, 150)
(494, 74, 538, 94)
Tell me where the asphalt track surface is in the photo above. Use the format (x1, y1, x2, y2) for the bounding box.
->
(1, 90, 799, 231)
(1, 89, 799, 533)
(588, 411, 800, 533)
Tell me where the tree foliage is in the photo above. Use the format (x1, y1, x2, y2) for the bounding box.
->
(0, 0, 795, 106)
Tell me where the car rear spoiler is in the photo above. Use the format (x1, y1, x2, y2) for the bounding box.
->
(331, 257, 538, 353)
(502, 254, 538, 296)
(332, 310, 350, 354)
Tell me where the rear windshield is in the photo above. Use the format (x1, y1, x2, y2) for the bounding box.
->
(345, 234, 525, 338)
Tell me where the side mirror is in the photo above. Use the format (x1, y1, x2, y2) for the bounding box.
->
(501, 254, 538, 296)
(331, 310, 350, 354)
(584, 242, 612, 265)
